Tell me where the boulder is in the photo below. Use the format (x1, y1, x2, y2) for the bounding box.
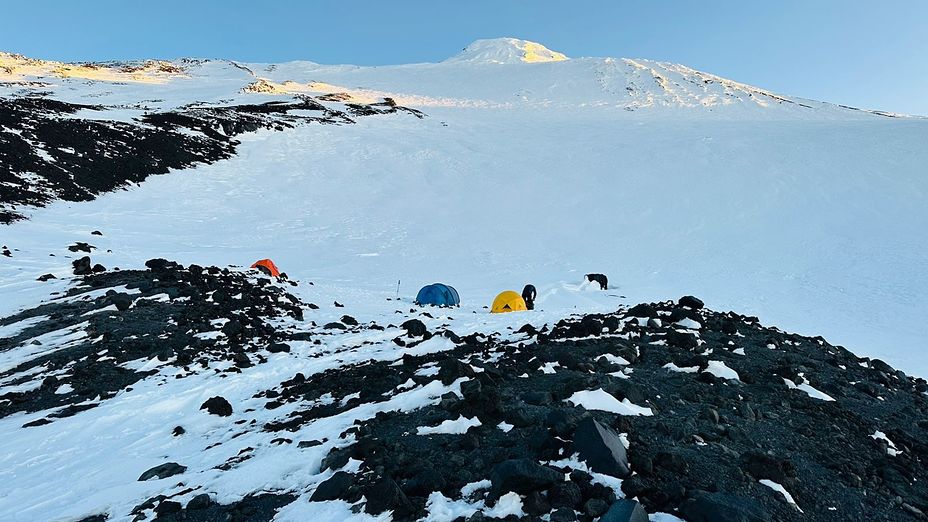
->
(550, 507, 578, 522)
(186, 494, 213, 510)
(323, 322, 347, 330)
(232, 352, 252, 368)
(200, 396, 233, 417)
(67, 242, 94, 253)
(739, 451, 795, 484)
(548, 482, 582, 509)
(310, 471, 354, 502)
(572, 417, 631, 478)
(679, 295, 705, 309)
(364, 477, 413, 516)
(138, 462, 187, 481)
(666, 330, 699, 349)
(72, 256, 92, 275)
(599, 499, 649, 522)
(267, 343, 291, 353)
(522, 491, 552, 516)
(340, 315, 358, 326)
(627, 303, 657, 318)
(221, 319, 244, 338)
(400, 319, 428, 337)
(155, 500, 182, 515)
(109, 292, 133, 311)
(679, 491, 771, 522)
(524, 390, 553, 405)
(401, 468, 446, 497)
(438, 357, 475, 385)
(145, 258, 174, 270)
(490, 458, 564, 496)
(584, 498, 610, 518)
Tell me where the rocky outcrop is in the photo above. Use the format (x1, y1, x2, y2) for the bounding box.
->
(0, 94, 425, 223)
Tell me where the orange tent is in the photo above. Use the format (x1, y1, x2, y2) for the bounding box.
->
(250, 258, 281, 277)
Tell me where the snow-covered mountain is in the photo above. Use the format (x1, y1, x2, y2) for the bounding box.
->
(1, 38, 927, 521)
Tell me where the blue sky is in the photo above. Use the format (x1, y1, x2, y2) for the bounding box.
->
(4, 1, 928, 114)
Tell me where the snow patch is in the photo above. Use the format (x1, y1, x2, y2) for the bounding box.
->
(417, 415, 481, 435)
(565, 388, 652, 416)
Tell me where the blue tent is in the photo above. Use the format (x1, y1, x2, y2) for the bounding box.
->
(415, 283, 460, 307)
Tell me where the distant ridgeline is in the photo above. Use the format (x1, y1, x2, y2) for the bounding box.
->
(0, 93, 422, 224)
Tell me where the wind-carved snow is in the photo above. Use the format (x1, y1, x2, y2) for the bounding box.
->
(664, 362, 700, 373)
(871, 430, 902, 456)
(705, 360, 740, 381)
(760, 479, 803, 512)
(416, 415, 481, 435)
(565, 388, 653, 416)
(783, 375, 836, 401)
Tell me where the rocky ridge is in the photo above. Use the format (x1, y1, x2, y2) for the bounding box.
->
(2, 260, 925, 521)
(0, 94, 424, 223)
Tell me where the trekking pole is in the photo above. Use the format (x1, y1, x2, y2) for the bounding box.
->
(396, 280, 401, 299)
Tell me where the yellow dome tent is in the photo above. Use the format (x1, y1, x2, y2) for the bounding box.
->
(491, 291, 528, 313)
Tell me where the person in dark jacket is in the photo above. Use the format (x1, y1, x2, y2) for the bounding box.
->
(522, 284, 537, 310)
(585, 273, 608, 290)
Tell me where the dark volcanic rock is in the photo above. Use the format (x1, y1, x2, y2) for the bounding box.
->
(364, 477, 413, 516)
(739, 450, 795, 484)
(155, 500, 182, 515)
(548, 481, 583, 509)
(400, 319, 428, 337)
(666, 329, 699, 349)
(186, 494, 213, 510)
(490, 458, 563, 496)
(599, 499, 649, 522)
(72, 256, 92, 275)
(550, 507, 578, 522)
(109, 292, 133, 311)
(3, 263, 928, 522)
(68, 242, 95, 253)
(627, 303, 657, 318)
(679, 295, 705, 309)
(310, 471, 354, 502)
(200, 396, 233, 417)
(0, 94, 424, 223)
(138, 462, 186, 481)
(573, 417, 631, 478)
(679, 491, 771, 522)
(523, 491, 552, 516)
(267, 342, 291, 353)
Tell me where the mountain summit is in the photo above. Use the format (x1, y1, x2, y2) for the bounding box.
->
(444, 37, 569, 64)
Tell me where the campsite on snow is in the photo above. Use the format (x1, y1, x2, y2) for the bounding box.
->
(1, 36, 927, 522)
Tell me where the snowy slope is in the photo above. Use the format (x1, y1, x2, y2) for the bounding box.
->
(2, 38, 925, 377)
(2, 37, 927, 522)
